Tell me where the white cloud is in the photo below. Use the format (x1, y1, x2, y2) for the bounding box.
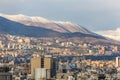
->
(96, 28, 120, 41)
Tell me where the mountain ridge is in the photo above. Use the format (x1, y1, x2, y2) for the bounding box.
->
(0, 13, 119, 45)
(0, 16, 105, 40)
(0, 13, 92, 34)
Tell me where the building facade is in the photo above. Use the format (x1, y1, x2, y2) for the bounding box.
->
(31, 55, 57, 80)
(116, 57, 120, 67)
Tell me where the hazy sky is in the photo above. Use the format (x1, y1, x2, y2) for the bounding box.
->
(0, 0, 120, 31)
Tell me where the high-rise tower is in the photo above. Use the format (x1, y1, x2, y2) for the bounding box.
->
(31, 55, 57, 80)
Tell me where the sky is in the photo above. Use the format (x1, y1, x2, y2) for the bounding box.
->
(0, 0, 120, 40)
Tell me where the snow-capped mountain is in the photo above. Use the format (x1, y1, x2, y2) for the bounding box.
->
(0, 13, 51, 23)
(0, 13, 92, 34)
(0, 13, 119, 45)
(0, 13, 106, 39)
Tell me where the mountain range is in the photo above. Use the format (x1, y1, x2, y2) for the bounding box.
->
(0, 13, 92, 33)
(0, 13, 106, 39)
(1, 13, 120, 45)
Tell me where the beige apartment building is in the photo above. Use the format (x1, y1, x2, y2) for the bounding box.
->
(31, 55, 57, 80)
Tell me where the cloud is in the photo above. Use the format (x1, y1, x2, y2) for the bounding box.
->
(96, 28, 120, 41)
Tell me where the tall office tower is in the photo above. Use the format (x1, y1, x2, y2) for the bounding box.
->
(31, 55, 57, 80)
(116, 57, 120, 67)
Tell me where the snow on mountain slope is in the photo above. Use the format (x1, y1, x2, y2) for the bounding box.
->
(0, 13, 51, 23)
(0, 13, 92, 34)
(54, 21, 91, 34)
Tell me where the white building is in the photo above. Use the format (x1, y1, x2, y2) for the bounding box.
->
(116, 57, 120, 67)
